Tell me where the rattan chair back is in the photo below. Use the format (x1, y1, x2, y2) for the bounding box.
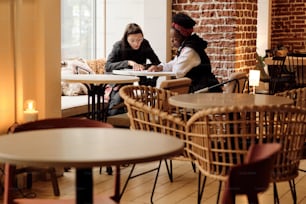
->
(276, 87, 306, 170)
(287, 53, 306, 88)
(119, 85, 188, 158)
(275, 87, 306, 109)
(186, 105, 306, 203)
(119, 85, 177, 113)
(186, 105, 306, 182)
(223, 72, 249, 93)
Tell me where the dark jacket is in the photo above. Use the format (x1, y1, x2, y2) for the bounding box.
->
(105, 39, 161, 72)
(179, 34, 221, 92)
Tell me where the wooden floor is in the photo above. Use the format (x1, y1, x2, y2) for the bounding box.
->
(1, 160, 306, 204)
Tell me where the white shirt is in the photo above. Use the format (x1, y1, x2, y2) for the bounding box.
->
(161, 47, 201, 78)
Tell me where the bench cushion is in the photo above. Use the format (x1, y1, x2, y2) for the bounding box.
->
(61, 95, 111, 118)
(61, 95, 89, 117)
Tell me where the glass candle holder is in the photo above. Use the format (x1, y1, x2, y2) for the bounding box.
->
(23, 100, 38, 122)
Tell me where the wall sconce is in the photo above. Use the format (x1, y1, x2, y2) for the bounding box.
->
(249, 70, 260, 94)
(23, 100, 38, 122)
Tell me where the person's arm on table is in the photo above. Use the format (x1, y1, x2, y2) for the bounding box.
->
(147, 47, 200, 78)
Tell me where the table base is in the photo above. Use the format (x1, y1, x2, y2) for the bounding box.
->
(85, 84, 108, 122)
(76, 168, 93, 204)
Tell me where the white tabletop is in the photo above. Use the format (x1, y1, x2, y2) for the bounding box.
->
(112, 69, 175, 77)
(168, 93, 294, 109)
(0, 128, 184, 168)
(61, 74, 139, 85)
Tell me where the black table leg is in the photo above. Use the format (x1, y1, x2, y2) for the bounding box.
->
(86, 84, 108, 121)
(76, 168, 93, 204)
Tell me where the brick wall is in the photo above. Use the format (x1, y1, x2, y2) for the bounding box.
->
(172, 0, 258, 81)
(271, 0, 306, 52)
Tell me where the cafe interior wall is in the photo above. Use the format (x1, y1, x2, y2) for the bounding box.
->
(0, 0, 61, 134)
(172, 0, 305, 80)
(270, 0, 306, 52)
(172, 0, 259, 81)
(1, 0, 291, 134)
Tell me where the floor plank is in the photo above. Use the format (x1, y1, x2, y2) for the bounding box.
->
(1, 160, 306, 203)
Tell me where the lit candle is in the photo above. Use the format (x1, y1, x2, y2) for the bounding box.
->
(23, 100, 38, 122)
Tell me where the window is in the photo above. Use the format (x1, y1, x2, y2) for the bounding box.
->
(61, 0, 104, 59)
(61, 0, 170, 61)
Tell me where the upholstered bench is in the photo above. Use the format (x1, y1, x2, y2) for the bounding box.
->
(61, 95, 89, 117)
(61, 58, 105, 118)
(61, 58, 130, 128)
(61, 95, 129, 127)
(60, 58, 130, 127)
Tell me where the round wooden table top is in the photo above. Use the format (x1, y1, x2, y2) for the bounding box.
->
(168, 93, 294, 109)
(61, 74, 139, 84)
(264, 56, 306, 65)
(0, 128, 184, 168)
(112, 69, 175, 77)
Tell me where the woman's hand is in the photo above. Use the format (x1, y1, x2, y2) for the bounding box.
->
(128, 60, 145, 71)
(133, 63, 145, 71)
(147, 65, 163, 72)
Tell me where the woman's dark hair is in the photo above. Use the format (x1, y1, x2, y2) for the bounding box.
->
(121, 23, 143, 47)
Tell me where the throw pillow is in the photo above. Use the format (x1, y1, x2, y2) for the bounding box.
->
(61, 58, 95, 96)
(71, 58, 95, 74)
(61, 81, 88, 96)
(86, 58, 106, 74)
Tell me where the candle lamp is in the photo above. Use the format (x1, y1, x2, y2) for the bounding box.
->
(249, 70, 260, 95)
(23, 100, 38, 122)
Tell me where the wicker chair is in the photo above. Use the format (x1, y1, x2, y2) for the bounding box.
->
(287, 52, 306, 88)
(195, 72, 249, 94)
(186, 105, 306, 204)
(119, 85, 193, 203)
(267, 56, 296, 94)
(275, 87, 306, 173)
(275, 87, 306, 109)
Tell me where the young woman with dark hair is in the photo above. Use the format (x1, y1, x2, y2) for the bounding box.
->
(105, 23, 160, 73)
(105, 23, 161, 115)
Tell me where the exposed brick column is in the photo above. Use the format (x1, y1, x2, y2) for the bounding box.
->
(271, 0, 306, 52)
(172, 0, 258, 81)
